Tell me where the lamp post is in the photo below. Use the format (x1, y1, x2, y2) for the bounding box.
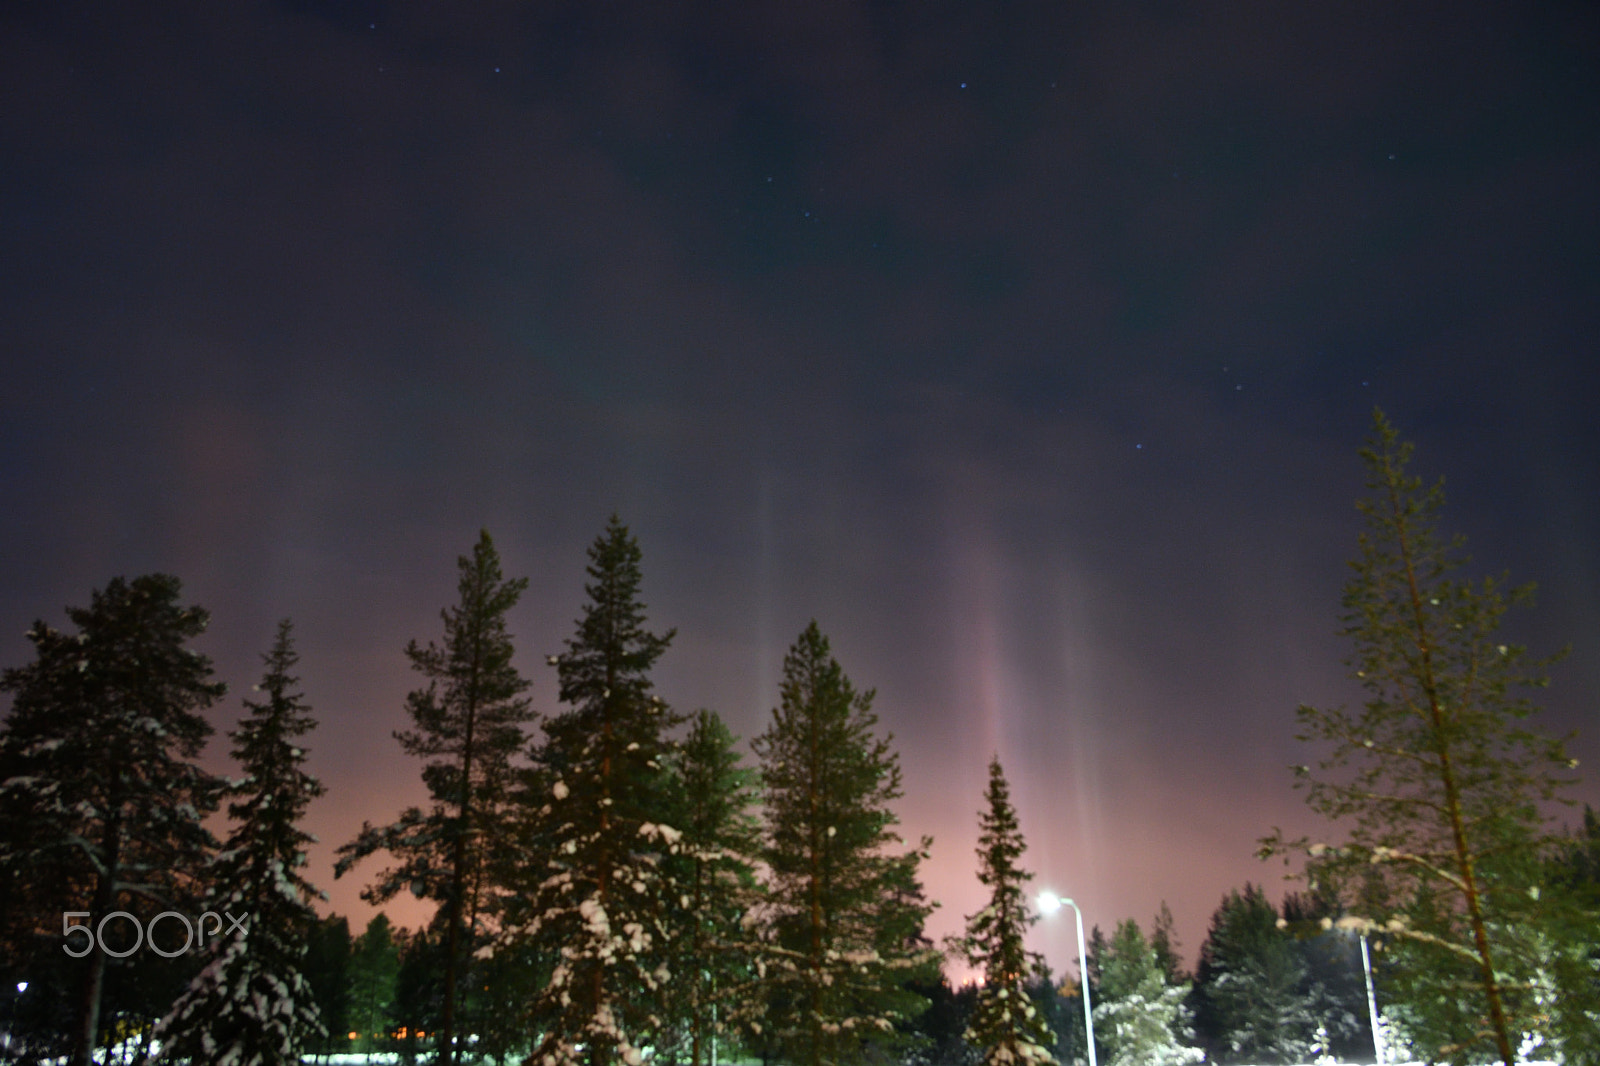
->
(1038, 891, 1097, 1066)
(1359, 933, 1385, 1066)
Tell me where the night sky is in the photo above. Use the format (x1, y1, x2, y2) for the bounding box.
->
(3, 0, 1598, 977)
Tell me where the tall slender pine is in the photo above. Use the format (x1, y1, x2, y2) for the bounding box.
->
(522, 516, 682, 1066)
(154, 619, 327, 1065)
(336, 529, 534, 1065)
(959, 757, 1055, 1066)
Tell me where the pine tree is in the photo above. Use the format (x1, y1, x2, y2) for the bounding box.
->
(665, 708, 763, 1066)
(1092, 920, 1202, 1066)
(302, 915, 353, 1059)
(752, 621, 938, 1066)
(1261, 410, 1586, 1065)
(348, 913, 402, 1053)
(1544, 807, 1600, 1063)
(154, 619, 327, 1065)
(902, 975, 981, 1066)
(0, 574, 226, 1066)
(1278, 891, 1372, 1064)
(521, 516, 682, 1066)
(1149, 903, 1186, 987)
(958, 757, 1054, 1066)
(1191, 886, 1316, 1064)
(336, 530, 534, 1065)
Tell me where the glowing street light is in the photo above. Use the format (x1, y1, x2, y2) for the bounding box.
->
(1038, 891, 1097, 1066)
(1359, 933, 1385, 1066)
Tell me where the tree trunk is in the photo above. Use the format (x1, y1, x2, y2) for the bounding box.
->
(73, 808, 121, 1066)
(1392, 482, 1516, 1066)
(441, 639, 484, 1066)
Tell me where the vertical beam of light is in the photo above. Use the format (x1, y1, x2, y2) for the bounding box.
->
(754, 464, 775, 716)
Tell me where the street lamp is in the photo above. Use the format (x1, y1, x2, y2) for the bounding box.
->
(1359, 933, 1385, 1066)
(1038, 891, 1097, 1066)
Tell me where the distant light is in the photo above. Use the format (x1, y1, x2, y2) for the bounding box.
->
(1037, 891, 1062, 915)
(15, 981, 25, 993)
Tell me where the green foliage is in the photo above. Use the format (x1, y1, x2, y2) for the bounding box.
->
(302, 915, 353, 1058)
(336, 530, 534, 1064)
(0, 573, 225, 1065)
(154, 620, 327, 1065)
(662, 708, 763, 1066)
(901, 975, 980, 1066)
(1541, 807, 1600, 1064)
(751, 621, 938, 1066)
(1262, 410, 1588, 1065)
(348, 913, 402, 1052)
(1093, 919, 1202, 1066)
(1149, 903, 1185, 986)
(957, 758, 1054, 1066)
(521, 516, 683, 1066)
(1191, 886, 1315, 1064)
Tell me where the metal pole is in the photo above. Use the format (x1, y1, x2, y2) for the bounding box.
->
(1064, 899, 1098, 1066)
(1360, 934, 1384, 1066)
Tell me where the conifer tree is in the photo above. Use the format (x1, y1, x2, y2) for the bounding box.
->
(521, 516, 682, 1066)
(337, 530, 534, 1065)
(1092, 920, 1201, 1066)
(302, 915, 353, 1059)
(1261, 410, 1586, 1065)
(957, 757, 1054, 1066)
(347, 913, 402, 1053)
(665, 709, 763, 1066)
(154, 619, 327, 1065)
(1149, 903, 1185, 986)
(752, 621, 937, 1066)
(0, 574, 225, 1066)
(1544, 807, 1600, 1063)
(1190, 885, 1316, 1064)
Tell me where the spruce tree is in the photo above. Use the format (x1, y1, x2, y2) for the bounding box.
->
(337, 529, 534, 1065)
(0, 574, 225, 1066)
(1149, 903, 1186, 987)
(154, 620, 327, 1065)
(1261, 410, 1587, 1065)
(1190, 885, 1316, 1065)
(1092, 920, 1202, 1066)
(302, 915, 353, 1059)
(521, 516, 682, 1066)
(1544, 807, 1600, 1063)
(665, 709, 763, 1066)
(752, 621, 937, 1066)
(958, 757, 1054, 1066)
(347, 913, 402, 1053)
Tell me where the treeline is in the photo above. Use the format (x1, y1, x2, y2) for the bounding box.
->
(2, 411, 1599, 1066)
(0, 520, 938, 1066)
